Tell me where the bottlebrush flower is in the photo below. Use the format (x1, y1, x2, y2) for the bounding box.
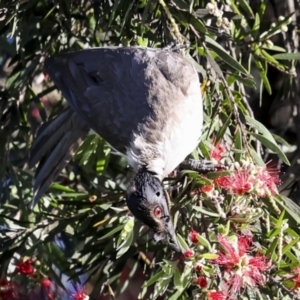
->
(289, 267, 300, 290)
(211, 142, 225, 164)
(41, 277, 54, 299)
(184, 249, 194, 259)
(72, 290, 89, 300)
(255, 166, 281, 197)
(189, 230, 200, 244)
(202, 184, 215, 196)
(214, 170, 253, 195)
(70, 283, 89, 300)
(212, 234, 269, 294)
(195, 264, 202, 272)
(207, 290, 226, 300)
(41, 277, 52, 290)
(15, 257, 35, 275)
(214, 176, 232, 189)
(0, 278, 16, 300)
(230, 170, 253, 195)
(214, 162, 281, 198)
(193, 275, 208, 288)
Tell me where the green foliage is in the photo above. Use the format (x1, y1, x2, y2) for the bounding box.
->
(1, 0, 300, 299)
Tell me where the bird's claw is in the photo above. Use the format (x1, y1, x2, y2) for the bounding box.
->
(182, 158, 227, 173)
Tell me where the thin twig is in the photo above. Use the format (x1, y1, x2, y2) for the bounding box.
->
(158, 0, 184, 44)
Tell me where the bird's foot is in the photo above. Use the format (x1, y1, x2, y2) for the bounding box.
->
(163, 39, 190, 53)
(183, 158, 226, 173)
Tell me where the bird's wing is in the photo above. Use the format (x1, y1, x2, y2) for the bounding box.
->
(29, 107, 89, 207)
(44, 47, 199, 155)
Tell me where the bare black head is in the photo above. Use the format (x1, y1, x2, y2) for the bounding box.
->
(126, 169, 183, 253)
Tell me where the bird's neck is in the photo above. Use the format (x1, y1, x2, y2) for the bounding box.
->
(134, 167, 160, 188)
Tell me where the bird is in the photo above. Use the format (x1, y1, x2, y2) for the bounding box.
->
(29, 46, 203, 253)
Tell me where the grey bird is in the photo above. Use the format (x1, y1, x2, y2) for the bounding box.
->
(29, 46, 203, 253)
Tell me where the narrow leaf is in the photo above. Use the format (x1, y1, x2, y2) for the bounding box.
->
(205, 36, 249, 75)
(250, 133, 290, 165)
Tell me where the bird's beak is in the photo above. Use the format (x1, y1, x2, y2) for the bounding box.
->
(153, 218, 184, 253)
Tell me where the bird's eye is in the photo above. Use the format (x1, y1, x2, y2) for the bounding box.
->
(156, 191, 160, 197)
(154, 206, 162, 218)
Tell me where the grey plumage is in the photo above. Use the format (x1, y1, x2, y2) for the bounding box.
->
(29, 46, 203, 252)
(29, 108, 89, 203)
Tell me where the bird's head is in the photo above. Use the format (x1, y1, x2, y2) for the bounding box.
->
(126, 169, 183, 253)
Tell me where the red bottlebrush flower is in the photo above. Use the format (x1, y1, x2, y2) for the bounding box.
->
(41, 278, 54, 300)
(194, 275, 208, 288)
(201, 184, 215, 196)
(31, 107, 40, 118)
(211, 142, 225, 164)
(41, 277, 52, 290)
(70, 283, 89, 300)
(231, 170, 253, 195)
(184, 249, 194, 259)
(72, 290, 89, 300)
(195, 264, 202, 272)
(207, 290, 226, 300)
(289, 267, 300, 290)
(212, 234, 269, 294)
(214, 176, 232, 189)
(0, 278, 16, 300)
(15, 257, 35, 275)
(189, 230, 200, 244)
(255, 166, 281, 197)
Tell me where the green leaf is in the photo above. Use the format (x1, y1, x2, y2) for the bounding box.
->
(261, 49, 282, 67)
(193, 206, 220, 218)
(116, 229, 134, 258)
(50, 184, 76, 193)
(252, 13, 260, 34)
(142, 271, 164, 288)
(196, 175, 213, 185)
(117, 218, 135, 255)
(250, 133, 290, 165)
(108, 0, 121, 26)
(249, 148, 265, 166)
(285, 250, 299, 263)
(197, 235, 211, 250)
(216, 114, 232, 140)
(177, 233, 189, 250)
(282, 237, 299, 255)
(266, 228, 281, 239)
(169, 290, 184, 300)
(254, 59, 271, 94)
(202, 253, 219, 259)
(266, 237, 278, 259)
(98, 224, 124, 240)
(262, 45, 286, 52)
(237, 0, 254, 17)
(205, 35, 249, 75)
(275, 195, 300, 224)
(273, 52, 300, 60)
(199, 141, 211, 160)
(245, 115, 276, 144)
(234, 127, 242, 162)
(207, 171, 231, 179)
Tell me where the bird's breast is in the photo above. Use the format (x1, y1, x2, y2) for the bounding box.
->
(126, 88, 203, 180)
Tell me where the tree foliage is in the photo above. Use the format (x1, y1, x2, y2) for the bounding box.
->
(1, 0, 300, 299)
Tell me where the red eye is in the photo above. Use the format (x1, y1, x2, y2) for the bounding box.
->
(154, 206, 162, 218)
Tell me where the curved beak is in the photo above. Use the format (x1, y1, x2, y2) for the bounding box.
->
(153, 218, 185, 253)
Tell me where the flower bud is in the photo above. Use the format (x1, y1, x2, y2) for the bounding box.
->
(184, 249, 195, 259)
(206, 3, 215, 14)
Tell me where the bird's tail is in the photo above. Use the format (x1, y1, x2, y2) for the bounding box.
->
(29, 107, 89, 208)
